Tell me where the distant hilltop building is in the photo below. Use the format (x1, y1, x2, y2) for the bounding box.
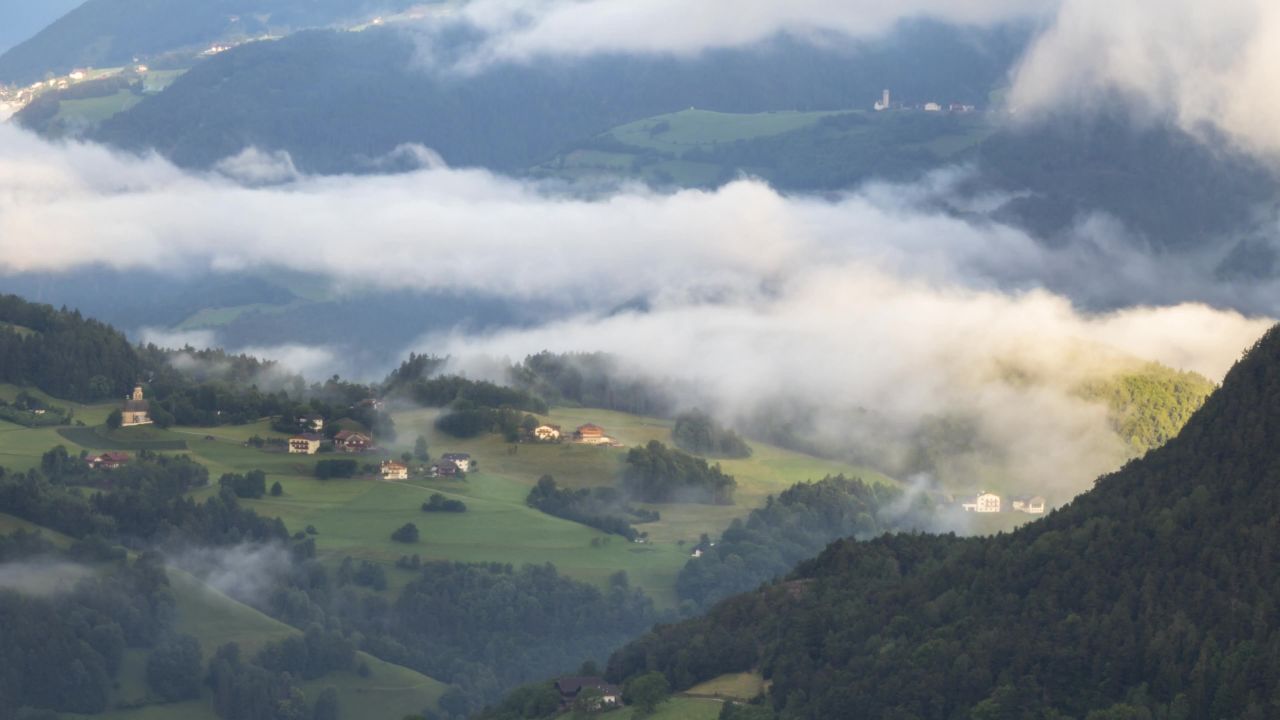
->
(962, 491, 1001, 513)
(121, 385, 153, 427)
(1012, 496, 1047, 514)
(874, 88, 891, 111)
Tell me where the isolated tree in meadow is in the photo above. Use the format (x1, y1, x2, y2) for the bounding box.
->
(414, 434, 429, 461)
(391, 522, 420, 543)
(271, 481, 283, 496)
(625, 672, 670, 717)
(106, 408, 122, 430)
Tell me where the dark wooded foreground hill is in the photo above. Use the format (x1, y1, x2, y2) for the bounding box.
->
(606, 325, 1280, 719)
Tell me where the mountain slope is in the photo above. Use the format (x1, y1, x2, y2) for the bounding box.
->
(0, 0, 419, 86)
(92, 21, 1030, 173)
(604, 324, 1280, 719)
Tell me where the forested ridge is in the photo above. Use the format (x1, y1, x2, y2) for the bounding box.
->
(603, 324, 1280, 719)
(0, 294, 141, 402)
(0, 450, 662, 717)
(94, 22, 1026, 173)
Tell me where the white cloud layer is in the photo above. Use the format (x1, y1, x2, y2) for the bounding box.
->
(1010, 0, 1280, 156)
(452, 0, 1055, 66)
(0, 125, 1273, 499)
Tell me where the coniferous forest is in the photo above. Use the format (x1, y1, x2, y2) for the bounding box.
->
(603, 327, 1280, 719)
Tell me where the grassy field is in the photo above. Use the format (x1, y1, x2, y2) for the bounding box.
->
(58, 424, 191, 451)
(608, 109, 843, 153)
(685, 672, 766, 700)
(0, 386, 900, 608)
(55, 90, 144, 124)
(391, 406, 892, 545)
(64, 564, 446, 720)
(534, 107, 994, 188)
(602, 697, 725, 720)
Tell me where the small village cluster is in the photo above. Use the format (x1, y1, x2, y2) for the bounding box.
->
(376, 453, 473, 482)
(531, 422, 622, 447)
(957, 491, 1047, 515)
(873, 88, 977, 113)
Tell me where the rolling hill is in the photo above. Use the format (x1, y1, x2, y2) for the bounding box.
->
(91, 20, 1029, 173)
(530, 107, 995, 189)
(600, 324, 1280, 718)
(0, 294, 1237, 713)
(0, 0, 423, 86)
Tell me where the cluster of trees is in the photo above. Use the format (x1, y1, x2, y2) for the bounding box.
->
(315, 459, 358, 479)
(622, 441, 737, 505)
(674, 475, 932, 611)
(0, 293, 141, 402)
(0, 451, 286, 549)
(671, 410, 751, 458)
(1076, 362, 1216, 455)
(435, 401, 540, 441)
(386, 364, 548, 416)
(511, 352, 677, 419)
(422, 493, 467, 513)
(384, 358, 551, 441)
(0, 546, 175, 715)
(0, 446, 380, 719)
(146, 634, 205, 702)
(0, 391, 71, 427)
(391, 523, 420, 543)
(376, 562, 658, 712)
(337, 556, 388, 591)
(220, 469, 268, 499)
(207, 631, 352, 720)
(525, 475, 653, 541)
(606, 327, 1280, 719)
(0, 295, 403, 442)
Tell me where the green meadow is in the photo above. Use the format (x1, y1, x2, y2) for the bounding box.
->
(534, 107, 995, 188)
(607, 109, 844, 153)
(55, 90, 144, 124)
(685, 672, 766, 701)
(0, 395, 894, 608)
(601, 696, 724, 720)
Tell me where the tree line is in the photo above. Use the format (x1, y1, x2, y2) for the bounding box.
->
(525, 475, 656, 541)
(605, 325, 1280, 719)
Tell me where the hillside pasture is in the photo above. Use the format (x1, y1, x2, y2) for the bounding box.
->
(535, 108, 995, 190)
(54, 89, 144, 124)
(608, 108, 843, 153)
(601, 697, 724, 720)
(685, 672, 766, 700)
(58, 425, 189, 451)
(244, 471, 691, 605)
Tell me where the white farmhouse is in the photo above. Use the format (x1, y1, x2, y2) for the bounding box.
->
(1012, 496, 1047, 514)
(962, 492, 1001, 513)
